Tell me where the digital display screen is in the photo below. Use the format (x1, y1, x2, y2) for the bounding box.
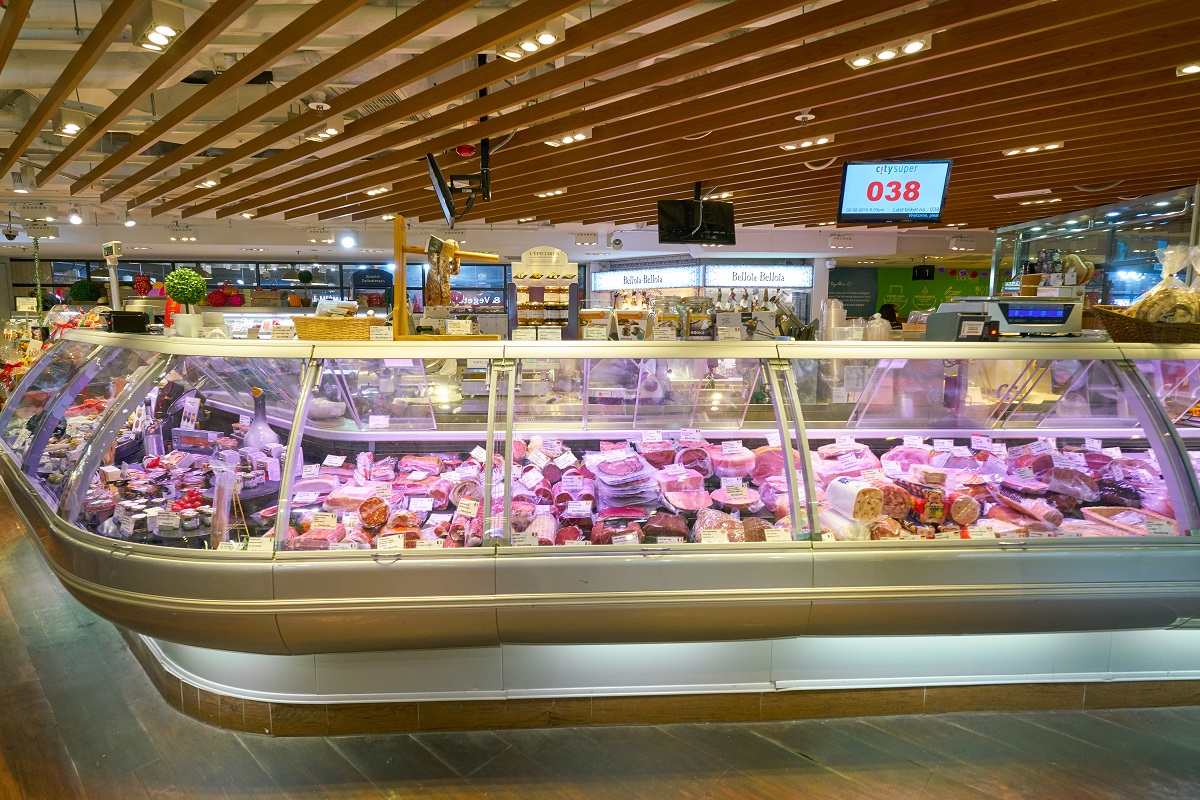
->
(1003, 304, 1068, 324)
(837, 160, 952, 223)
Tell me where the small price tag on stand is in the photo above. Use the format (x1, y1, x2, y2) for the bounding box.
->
(457, 498, 479, 517)
(369, 325, 392, 341)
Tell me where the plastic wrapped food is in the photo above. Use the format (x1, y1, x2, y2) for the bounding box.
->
(675, 446, 713, 478)
(324, 482, 387, 510)
(655, 467, 704, 494)
(945, 492, 981, 525)
(818, 506, 867, 541)
(692, 508, 745, 542)
(644, 512, 689, 540)
(992, 487, 1064, 527)
(705, 444, 756, 479)
(817, 441, 873, 459)
(709, 486, 759, 511)
(741, 516, 771, 543)
(909, 464, 947, 486)
(881, 445, 932, 473)
(750, 446, 801, 486)
(813, 450, 881, 489)
(1042, 467, 1099, 502)
(593, 519, 643, 545)
(825, 477, 883, 522)
(527, 510, 558, 546)
(358, 496, 389, 529)
(637, 440, 677, 469)
(868, 480, 912, 520)
(664, 490, 712, 512)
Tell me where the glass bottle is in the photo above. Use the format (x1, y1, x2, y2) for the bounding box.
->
(244, 387, 280, 450)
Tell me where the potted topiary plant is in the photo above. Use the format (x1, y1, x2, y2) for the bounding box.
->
(164, 267, 208, 337)
(297, 269, 314, 307)
(68, 280, 103, 304)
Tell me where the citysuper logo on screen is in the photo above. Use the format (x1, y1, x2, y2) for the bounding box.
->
(840, 162, 950, 219)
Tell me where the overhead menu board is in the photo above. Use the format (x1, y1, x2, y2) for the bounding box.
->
(837, 160, 952, 224)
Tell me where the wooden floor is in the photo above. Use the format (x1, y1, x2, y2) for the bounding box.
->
(5, 499, 1200, 798)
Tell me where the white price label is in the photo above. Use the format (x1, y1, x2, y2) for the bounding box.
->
(837, 453, 857, 469)
(541, 440, 564, 456)
(835, 435, 856, 448)
(509, 530, 538, 546)
(302, 464, 320, 479)
(903, 435, 925, 447)
(603, 448, 631, 461)
(860, 469, 884, 482)
(1111, 465, 1125, 481)
(1145, 520, 1176, 536)
(329, 542, 356, 551)
(1052, 454, 1072, 469)
(1102, 447, 1123, 458)
(553, 451, 577, 469)
(414, 539, 442, 549)
(343, 512, 361, 530)
(406, 470, 429, 481)
(446, 319, 472, 336)
(933, 439, 954, 451)
(724, 482, 749, 502)
(583, 326, 608, 340)
(716, 326, 741, 341)
(566, 500, 592, 516)
(466, 359, 488, 370)
(966, 525, 992, 539)
(652, 324, 678, 341)
(246, 537, 274, 553)
(883, 461, 902, 476)
(369, 325, 392, 341)
(680, 429, 703, 444)
(375, 485, 392, 499)
(1135, 469, 1154, 484)
(376, 534, 403, 552)
(120, 516, 134, 535)
(655, 536, 685, 544)
(267, 457, 281, 482)
(323, 455, 346, 467)
(700, 528, 729, 544)
(1039, 437, 1057, 450)
(991, 442, 1008, 459)
(520, 469, 544, 489)
(952, 446, 972, 458)
(642, 430, 663, 444)
(311, 512, 338, 531)
(538, 326, 562, 341)
(663, 464, 686, 476)
(1085, 438, 1103, 452)
(1069, 452, 1088, 468)
(156, 511, 180, 528)
(512, 327, 537, 341)
(766, 431, 781, 447)
(721, 439, 744, 455)
(1015, 467, 1035, 479)
(457, 498, 479, 517)
(471, 446, 487, 461)
(368, 415, 390, 430)
(238, 414, 251, 426)
(831, 388, 848, 404)
(765, 527, 792, 543)
(562, 475, 583, 492)
(428, 513, 453, 526)
(293, 491, 319, 505)
(179, 397, 201, 431)
(527, 449, 551, 469)
(1029, 440, 1052, 455)
(409, 497, 433, 513)
(971, 435, 992, 451)
(216, 540, 243, 551)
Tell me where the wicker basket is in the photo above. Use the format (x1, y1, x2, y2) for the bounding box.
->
(1092, 305, 1200, 344)
(292, 315, 389, 340)
(1080, 506, 1179, 536)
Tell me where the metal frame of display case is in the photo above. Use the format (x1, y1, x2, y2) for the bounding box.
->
(2, 332, 1200, 654)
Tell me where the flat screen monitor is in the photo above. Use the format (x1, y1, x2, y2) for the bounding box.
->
(426, 153, 455, 226)
(837, 160, 952, 224)
(657, 199, 736, 245)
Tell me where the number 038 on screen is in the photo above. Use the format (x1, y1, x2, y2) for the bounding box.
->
(837, 160, 952, 223)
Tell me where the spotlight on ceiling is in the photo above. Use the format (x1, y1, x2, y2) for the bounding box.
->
(497, 18, 566, 61)
(167, 222, 197, 242)
(846, 34, 931, 69)
(117, 206, 136, 227)
(304, 116, 346, 142)
(53, 108, 88, 138)
(544, 128, 592, 147)
(11, 165, 35, 194)
(339, 231, 357, 249)
(67, 206, 83, 225)
(133, 0, 185, 51)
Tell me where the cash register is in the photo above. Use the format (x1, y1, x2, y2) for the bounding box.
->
(925, 297, 1083, 340)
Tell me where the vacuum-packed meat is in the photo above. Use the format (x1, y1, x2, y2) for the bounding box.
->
(825, 477, 883, 522)
(706, 444, 756, 479)
(675, 446, 713, 478)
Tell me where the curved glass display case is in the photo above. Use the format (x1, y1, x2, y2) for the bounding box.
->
(2, 330, 1200, 655)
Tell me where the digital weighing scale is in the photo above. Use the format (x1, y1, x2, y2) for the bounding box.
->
(926, 296, 1083, 340)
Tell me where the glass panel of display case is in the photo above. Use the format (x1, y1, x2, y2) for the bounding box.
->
(0, 339, 97, 461)
(503, 355, 798, 547)
(64, 353, 305, 549)
(25, 346, 161, 500)
(793, 351, 1193, 543)
(277, 357, 504, 551)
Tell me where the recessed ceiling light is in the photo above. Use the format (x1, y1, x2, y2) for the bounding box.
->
(519, 39, 539, 52)
(902, 39, 926, 54)
(850, 55, 873, 67)
(1177, 63, 1200, 76)
(241, 212, 254, 219)
(535, 31, 557, 45)
(876, 48, 897, 60)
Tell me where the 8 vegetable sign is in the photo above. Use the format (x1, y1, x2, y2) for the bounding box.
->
(838, 160, 952, 223)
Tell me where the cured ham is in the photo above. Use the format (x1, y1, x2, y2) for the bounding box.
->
(706, 444, 756, 479)
(675, 446, 713, 478)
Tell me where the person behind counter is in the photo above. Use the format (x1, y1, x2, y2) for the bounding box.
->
(877, 303, 904, 330)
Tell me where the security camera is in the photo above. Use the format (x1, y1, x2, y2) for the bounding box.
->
(2, 227, 17, 241)
(610, 237, 623, 251)
(825, 258, 837, 269)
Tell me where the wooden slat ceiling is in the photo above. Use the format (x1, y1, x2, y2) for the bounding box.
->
(8, 0, 1200, 233)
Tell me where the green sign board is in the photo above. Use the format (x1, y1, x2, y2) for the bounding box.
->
(830, 266, 991, 317)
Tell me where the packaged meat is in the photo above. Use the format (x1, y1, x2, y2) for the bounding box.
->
(741, 517, 771, 543)
(812, 450, 881, 489)
(992, 487, 1064, 527)
(909, 495, 946, 525)
(593, 519, 643, 545)
(749, 446, 801, 486)
(1042, 467, 1099, 502)
(598, 506, 650, 519)
(555, 525, 584, 545)
(1001, 476, 1049, 495)
(825, 477, 883, 522)
(710, 486, 760, 511)
(291, 475, 340, 495)
(664, 489, 712, 512)
(644, 512, 689, 541)
(398, 454, 443, 474)
(692, 508, 745, 542)
(899, 514, 936, 538)
(526, 510, 558, 546)
(675, 446, 713, 478)
(706, 444, 756, 479)
(881, 445, 932, 473)
(655, 467, 704, 494)
(324, 482, 388, 511)
(945, 492, 981, 525)
(817, 441, 873, 459)
(909, 464, 947, 486)
(818, 506, 867, 541)
(358, 496, 390, 529)
(637, 440, 677, 469)
(449, 478, 483, 507)
(868, 516, 901, 540)
(867, 480, 912, 520)
(1095, 478, 1142, 508)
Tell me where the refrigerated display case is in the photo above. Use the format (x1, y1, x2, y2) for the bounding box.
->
(3, 331, 1200, 657)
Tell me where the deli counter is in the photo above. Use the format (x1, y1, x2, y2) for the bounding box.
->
(4, 330, 1200, 657)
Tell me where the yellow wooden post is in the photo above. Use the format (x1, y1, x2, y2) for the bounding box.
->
(393, 215, 406, 340)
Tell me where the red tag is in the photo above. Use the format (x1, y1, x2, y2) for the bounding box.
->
(164, 297, 181, 326)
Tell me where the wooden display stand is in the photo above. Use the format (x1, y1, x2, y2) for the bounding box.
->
(391, 215, 502, 341)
